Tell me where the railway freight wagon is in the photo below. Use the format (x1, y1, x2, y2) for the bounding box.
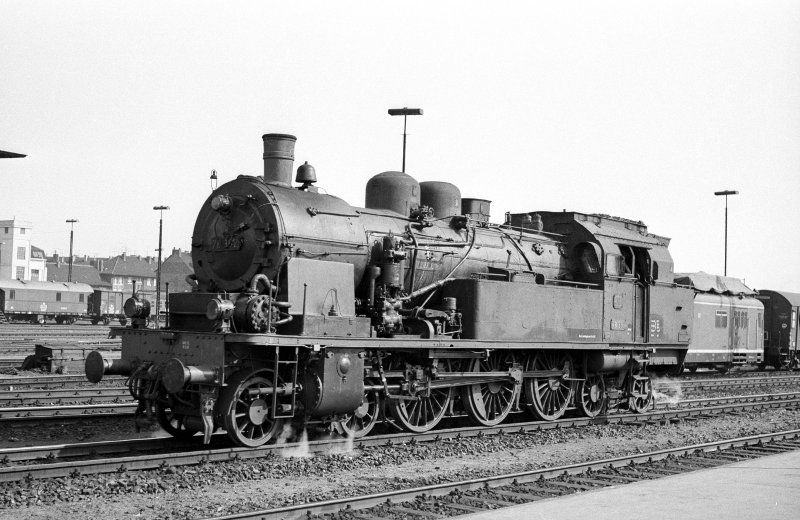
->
(86, 132, 693, 447)
(673, 272, 763, 373)
(88, 289, 127, 326)
(0, 279, 93, 324)
(756, 290, 800, 370)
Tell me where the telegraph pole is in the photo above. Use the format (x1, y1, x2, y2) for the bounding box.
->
(714, 190, 738, 276)
(66, 219, 78, 282)
(153, 206, 169, 328)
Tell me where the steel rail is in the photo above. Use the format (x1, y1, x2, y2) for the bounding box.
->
(0, 387, 133, 406)
(654, 391, 800, 409)
(655, 375, 800, 390)
(0, 402, 137, 420)
(0, 395, 797, 483)
(0, 375, 126, 391)
(204, 429, 800, 520)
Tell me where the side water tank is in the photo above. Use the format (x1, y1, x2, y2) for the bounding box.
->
(365, 171, 420, 216)
(420, 181, 461, 218)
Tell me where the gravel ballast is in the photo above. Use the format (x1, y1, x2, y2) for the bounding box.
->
(1, 406, 798, 520)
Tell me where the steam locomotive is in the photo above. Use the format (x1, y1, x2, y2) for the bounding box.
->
(86, 133, 694, 447)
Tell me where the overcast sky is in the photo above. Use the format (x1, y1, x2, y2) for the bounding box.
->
(2, 1, 799, 291)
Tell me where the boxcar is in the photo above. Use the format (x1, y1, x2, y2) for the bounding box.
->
(87, 289, 127, 326)
(755, 290, 800, 370)
(0, 279, 93, 324)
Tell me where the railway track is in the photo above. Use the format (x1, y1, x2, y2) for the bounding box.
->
(0, 386, 131, 406)
(0, 373, 796, 420)
(0, 393, 797, 483)
(0, 374, 126, 390)
(656, 374, 800, 391)
(211, 429, 800, 520)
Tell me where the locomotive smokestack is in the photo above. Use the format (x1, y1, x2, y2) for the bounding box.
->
(262, 133, 297, 186)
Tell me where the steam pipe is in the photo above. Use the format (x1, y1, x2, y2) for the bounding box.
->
(400, 227, 476, 301)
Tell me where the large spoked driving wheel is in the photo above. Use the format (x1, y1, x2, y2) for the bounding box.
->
(334, 387, 380, 438)
(221, 372, 283, 447)
(525, 351, 572, 421)
(628, 374, 653, 413)
(576, 373, 606, 418)
(460, 354, 518, 426)
(388, 387, 451, 433)
(156, 400, 199, 439)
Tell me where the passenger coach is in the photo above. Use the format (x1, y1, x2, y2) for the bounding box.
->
(0, 279, 93, 324)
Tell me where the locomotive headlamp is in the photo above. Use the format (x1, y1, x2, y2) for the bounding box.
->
(211, 194, 232, 212)
(206, 298, 235, 320)
(124, 296, 151, 319)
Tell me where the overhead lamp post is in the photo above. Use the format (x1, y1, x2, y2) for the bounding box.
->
(388, 107, 423, 172)
(714, 190, 738, 276)
(66, 219, 78, 282)
(153, 205, 170, 329)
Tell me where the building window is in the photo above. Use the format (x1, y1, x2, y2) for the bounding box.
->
(79, 294, 85, 303)
(8, 290, 14, 300)
(20, 228, 25, 235)
(16, 266, 24, 279)
(3, 227, 7, 233)
(31, 269, 39, 280)
(715, 310, 728, 328)
(17, 247, 25, 260)
(56, 292, 62, 302)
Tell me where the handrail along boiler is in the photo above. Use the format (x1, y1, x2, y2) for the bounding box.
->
(85, 133, 693, 446)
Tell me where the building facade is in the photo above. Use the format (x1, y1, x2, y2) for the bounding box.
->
(0, 219, 47, 281)
(99, 253, 158, 299)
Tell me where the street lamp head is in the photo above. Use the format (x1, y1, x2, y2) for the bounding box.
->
(388, 108, 423, 116)
(153, 205, 170, 211)
(66, 219, 78, 224)
(714, 190, 739, 196)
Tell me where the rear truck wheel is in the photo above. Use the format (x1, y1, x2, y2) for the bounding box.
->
(156, 401, 199, 439)
(576, 373, 607, 418)
(525, 351, 572, 421)
(628, 374, 653, 413)
(334, 387, 380, 438)
(688, 365, 698, 373)
(220, 372, 283, 447)
(716, 365, 729, 374)
(103, 317, 111, 326)
(119, 318, 128, 326)
(460, 353, 518, 426)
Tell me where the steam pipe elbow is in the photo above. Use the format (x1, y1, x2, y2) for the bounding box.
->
(185, 274, 199, 289)
(250, 274, 277, 294)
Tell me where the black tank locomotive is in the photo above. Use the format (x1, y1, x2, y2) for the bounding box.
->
(86, 133, 693, 446)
